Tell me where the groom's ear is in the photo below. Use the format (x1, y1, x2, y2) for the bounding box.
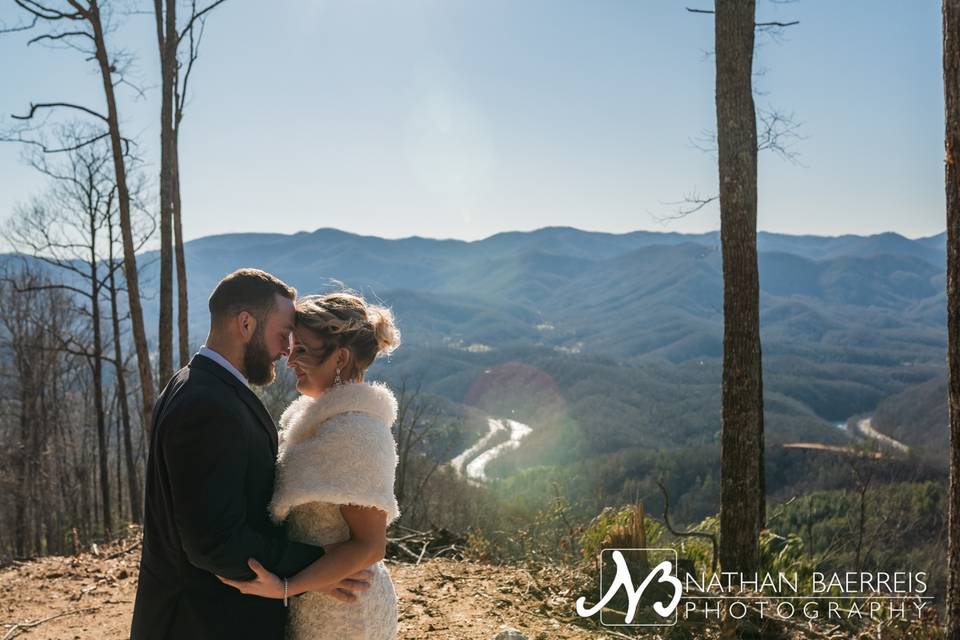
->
(236, 310, 257, 341)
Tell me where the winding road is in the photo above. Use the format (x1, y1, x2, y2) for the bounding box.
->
(450, 417, 533, 482)
(854, 417, 910, 454)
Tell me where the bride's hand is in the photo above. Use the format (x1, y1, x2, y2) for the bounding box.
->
(323, 568, 374, 603)
(217, 558, 284, 599)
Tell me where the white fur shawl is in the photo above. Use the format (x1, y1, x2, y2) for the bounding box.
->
(269, 381, 400, 525)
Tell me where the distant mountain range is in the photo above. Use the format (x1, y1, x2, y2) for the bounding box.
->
(129, 226, 947, 432)
(1, 226, 949, 483)
(129, 226, 946, 366)
(2, 224, 951, 522)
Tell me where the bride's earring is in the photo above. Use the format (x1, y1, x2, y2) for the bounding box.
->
(334, 367, 342, 386)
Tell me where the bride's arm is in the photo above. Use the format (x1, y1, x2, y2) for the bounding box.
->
(287, 505, 387, 596)
(217, 505, 386, 599)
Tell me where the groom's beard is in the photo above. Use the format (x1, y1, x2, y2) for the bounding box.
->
(243, 325, 276, 386)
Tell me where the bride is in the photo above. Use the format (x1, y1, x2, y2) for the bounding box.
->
(219, 291, 402, 639)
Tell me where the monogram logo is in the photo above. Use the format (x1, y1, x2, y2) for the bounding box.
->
(575, 549, 682, 626)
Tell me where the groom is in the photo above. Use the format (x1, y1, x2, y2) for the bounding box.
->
(131, 269, 371, 639)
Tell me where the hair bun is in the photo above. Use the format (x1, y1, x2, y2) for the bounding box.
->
(370, 305, 401, 356)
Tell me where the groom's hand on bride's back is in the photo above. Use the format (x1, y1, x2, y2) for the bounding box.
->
(324, 568, 374, 603)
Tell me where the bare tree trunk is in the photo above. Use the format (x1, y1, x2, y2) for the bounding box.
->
(164, 0, 229, 371)
(89, 217, 111, 539)
(53, 415, 74, 554)
(173, 135, 190, 367)
(14, 397, 29, 558)
(155, 0, 177, 386)
(108, 216, 143, 524)
(46, 373, 64, 555)
(89, 1, 157, 435)
(715, 0, 764, 577)
(8, 280, 40, 558)
(115, 402, 123, 523)
(944, 0, 960, 635)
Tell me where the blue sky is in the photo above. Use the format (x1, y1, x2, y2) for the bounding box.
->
(0, 1, 945, 245)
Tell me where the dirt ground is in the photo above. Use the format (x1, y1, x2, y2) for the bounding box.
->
(0, 536, 609, 640)
(5, 535, 938, 639)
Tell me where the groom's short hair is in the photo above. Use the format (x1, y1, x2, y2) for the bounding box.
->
(208, 268, 297, 326)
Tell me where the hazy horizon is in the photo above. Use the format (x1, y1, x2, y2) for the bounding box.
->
(161, 223, 952, 246)
(0, 222, 949, 257)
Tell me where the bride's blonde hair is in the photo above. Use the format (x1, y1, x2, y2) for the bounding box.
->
(294, 291, 400, 381)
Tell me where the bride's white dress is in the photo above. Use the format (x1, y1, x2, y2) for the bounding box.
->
(285, 502, 397, 639)
(269, 382, 401, 640)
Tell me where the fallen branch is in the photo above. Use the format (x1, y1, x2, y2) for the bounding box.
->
(105, 541, 141, 560)
(2, 607, 100, 640)
(386, 526, 466, 563)
(415, 541, 429, 565)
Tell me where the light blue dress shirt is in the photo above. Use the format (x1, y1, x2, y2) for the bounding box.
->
(197, 345, 249, 388)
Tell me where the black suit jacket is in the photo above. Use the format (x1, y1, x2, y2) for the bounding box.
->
(130, 354, 325, 640)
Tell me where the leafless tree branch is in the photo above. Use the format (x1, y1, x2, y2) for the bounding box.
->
(12, 0, 85, 21)
(177, 0, 227, 43)
(27, 29, 94, 45)
(0, 14, 39, 33)
(11, 101, 108, 123)
(1, 130, 110, 155)
(686, 5, 799, 39)
(656, 191, 720, 221)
